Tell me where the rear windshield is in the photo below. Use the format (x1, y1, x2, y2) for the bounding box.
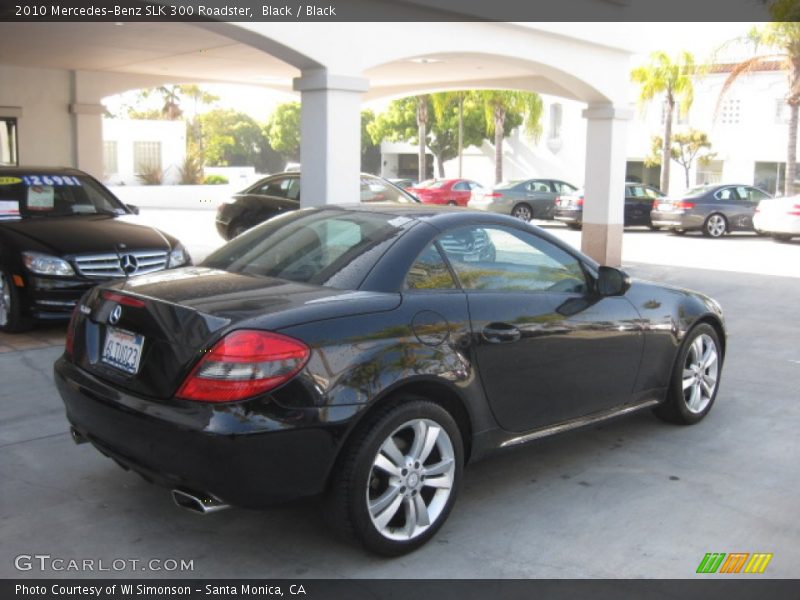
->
(683, 185, 713, 198)
(0, 173, 125, 219)
(202, 208, 412, 289)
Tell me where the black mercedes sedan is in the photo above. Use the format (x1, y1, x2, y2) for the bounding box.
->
(0, 167, 190, 332)
(55, 205, 726, 556)
(215, 171, 418, 240)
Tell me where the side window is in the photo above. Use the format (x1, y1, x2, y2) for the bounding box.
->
(737, 187, 768, 203)
(529, 181, 550, 193)
(469, 181, 483, 191)
(405, 243, 457, 290)
(439, 226, 587, 293)
(257, 177, 290, 198)
(644, 186, 662, 199)
(452, 181, 469, 191)
(715, 187, 737, 201)
(285, 178, 300, 200)
(554, 182, 576, 194)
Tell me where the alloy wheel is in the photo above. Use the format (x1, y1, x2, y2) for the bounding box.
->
(682, 333, 719, 414)
(705, 214, 727, 237)
(366, 418, 455, 542)
(512, 205, 532, 221)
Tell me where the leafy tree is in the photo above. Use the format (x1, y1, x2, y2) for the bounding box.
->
(265, 102, 301, 162)
(631, 51, 697, 194)
(716, 17, 800, 194)
(432, 92, 469, 177)
(361, 109, 381, 174)
(472, 90, 543, 184)
(645, 129, 716, 189)
(368, 94, 492, 178)
(197, 109, 273, 170)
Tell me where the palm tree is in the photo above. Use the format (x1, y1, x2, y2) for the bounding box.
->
(431, 91, 467, 177)
(473, 91, 543, 184)
(416, 95, 429, 181)
(716, 21, 800, 195)
(631, 51, 696, 195)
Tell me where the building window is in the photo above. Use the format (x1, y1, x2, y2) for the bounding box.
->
(133, 141, 161, 173)
(548, 103, 563, 139)
(720, 98, 741, 125)
(103, 141, 118, 177)
(695, 160, 723, 186)
(0, 117, 18, 166)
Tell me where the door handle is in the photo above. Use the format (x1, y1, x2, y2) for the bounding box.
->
(482, 323, 521, 343)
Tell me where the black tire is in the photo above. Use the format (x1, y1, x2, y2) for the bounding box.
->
(654, 323, 723, 425)
(772, 234, 793, 243)
(447, 200, 457, 206)
(0, 270, 32, 333)
(326, 396, 464, 556)
(670, 228, 686, 236)
(511, 203, 533, 222)
(702, 213, 728, 238)
(648, 224, 661, 231)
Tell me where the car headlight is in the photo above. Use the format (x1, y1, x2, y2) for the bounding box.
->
(167, 244, 190, 268)
(22, 252, 75, 276)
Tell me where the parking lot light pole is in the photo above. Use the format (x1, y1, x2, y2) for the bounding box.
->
(293, 69, 370, 207)
(581, 104, 632, 267)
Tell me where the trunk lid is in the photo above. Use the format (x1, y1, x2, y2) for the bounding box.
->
(72, 267, 400, 399)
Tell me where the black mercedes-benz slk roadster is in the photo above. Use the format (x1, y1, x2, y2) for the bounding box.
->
(54, 204, 726, 555)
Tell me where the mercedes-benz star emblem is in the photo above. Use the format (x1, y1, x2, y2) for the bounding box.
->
(119, 254, 139, 275)
(109, 305, 122, 325)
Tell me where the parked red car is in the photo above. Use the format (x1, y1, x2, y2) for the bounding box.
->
(407, 178, 484, 207)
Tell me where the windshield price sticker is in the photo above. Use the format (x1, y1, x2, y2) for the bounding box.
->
(22, 175, 81, 186)
(27, 185, 55, 211)
(0, 200, 20, 217)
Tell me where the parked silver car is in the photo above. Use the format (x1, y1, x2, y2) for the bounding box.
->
(650, 184, 772, 237)
(468, 178, 578, 221)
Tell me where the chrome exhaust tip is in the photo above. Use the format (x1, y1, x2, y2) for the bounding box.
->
(70, 427, 88, 445)
(171, 489, 230, 514)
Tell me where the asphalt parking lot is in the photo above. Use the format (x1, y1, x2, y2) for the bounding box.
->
(1, 214, 798, 578)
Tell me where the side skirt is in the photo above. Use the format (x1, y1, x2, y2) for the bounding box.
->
(499, 398, 660, 449)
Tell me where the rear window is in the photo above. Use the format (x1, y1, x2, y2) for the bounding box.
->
(0, 173, 124, 219)
(202, 208, 412, 289)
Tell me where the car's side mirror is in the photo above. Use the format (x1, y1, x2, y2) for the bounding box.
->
(126, 204, 140, 215)
(596, 266, 631, 297)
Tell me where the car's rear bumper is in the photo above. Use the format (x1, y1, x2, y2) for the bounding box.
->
(554, 208, 582, 225)
(650, 211, 703, 230)
(54, 356, 348, 508)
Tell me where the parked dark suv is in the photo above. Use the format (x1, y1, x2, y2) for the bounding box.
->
(0, 167, 189, 332)
(215, 172, 418, 240)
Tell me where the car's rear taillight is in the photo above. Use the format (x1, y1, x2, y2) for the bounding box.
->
(576, 198, 584, 207)
(176, 330, 310, 403)
(788, 204, 800, 216)
(102, 290, 146, 308)
(484, 192, 502, 198)
(675, 201, 695, 209)
(65, 305, 78, 357)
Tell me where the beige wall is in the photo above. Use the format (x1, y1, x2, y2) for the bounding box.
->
(0, 65, 73, 168)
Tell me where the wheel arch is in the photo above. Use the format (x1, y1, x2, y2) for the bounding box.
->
(324, 376, 476, 492)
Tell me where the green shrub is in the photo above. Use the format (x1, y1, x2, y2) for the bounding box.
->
(203, 174, 229, 185)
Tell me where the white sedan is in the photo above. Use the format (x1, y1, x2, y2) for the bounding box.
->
(753, 196, 800, 242)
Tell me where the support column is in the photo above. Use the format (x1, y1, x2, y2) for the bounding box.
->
(293, 69, 369, 207)
(69, 102, 104, 178)
(581, 104, 632, 267)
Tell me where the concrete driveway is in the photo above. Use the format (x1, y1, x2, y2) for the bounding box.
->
(1, 218, 798, 578)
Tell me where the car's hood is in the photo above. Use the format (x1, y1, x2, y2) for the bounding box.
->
(1, 215, 172, 255)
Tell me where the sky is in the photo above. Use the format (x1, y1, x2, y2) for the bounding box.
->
(103, 22, 766, 122)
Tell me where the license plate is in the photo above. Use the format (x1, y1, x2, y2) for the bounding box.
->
(102, 327, 144, 375)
